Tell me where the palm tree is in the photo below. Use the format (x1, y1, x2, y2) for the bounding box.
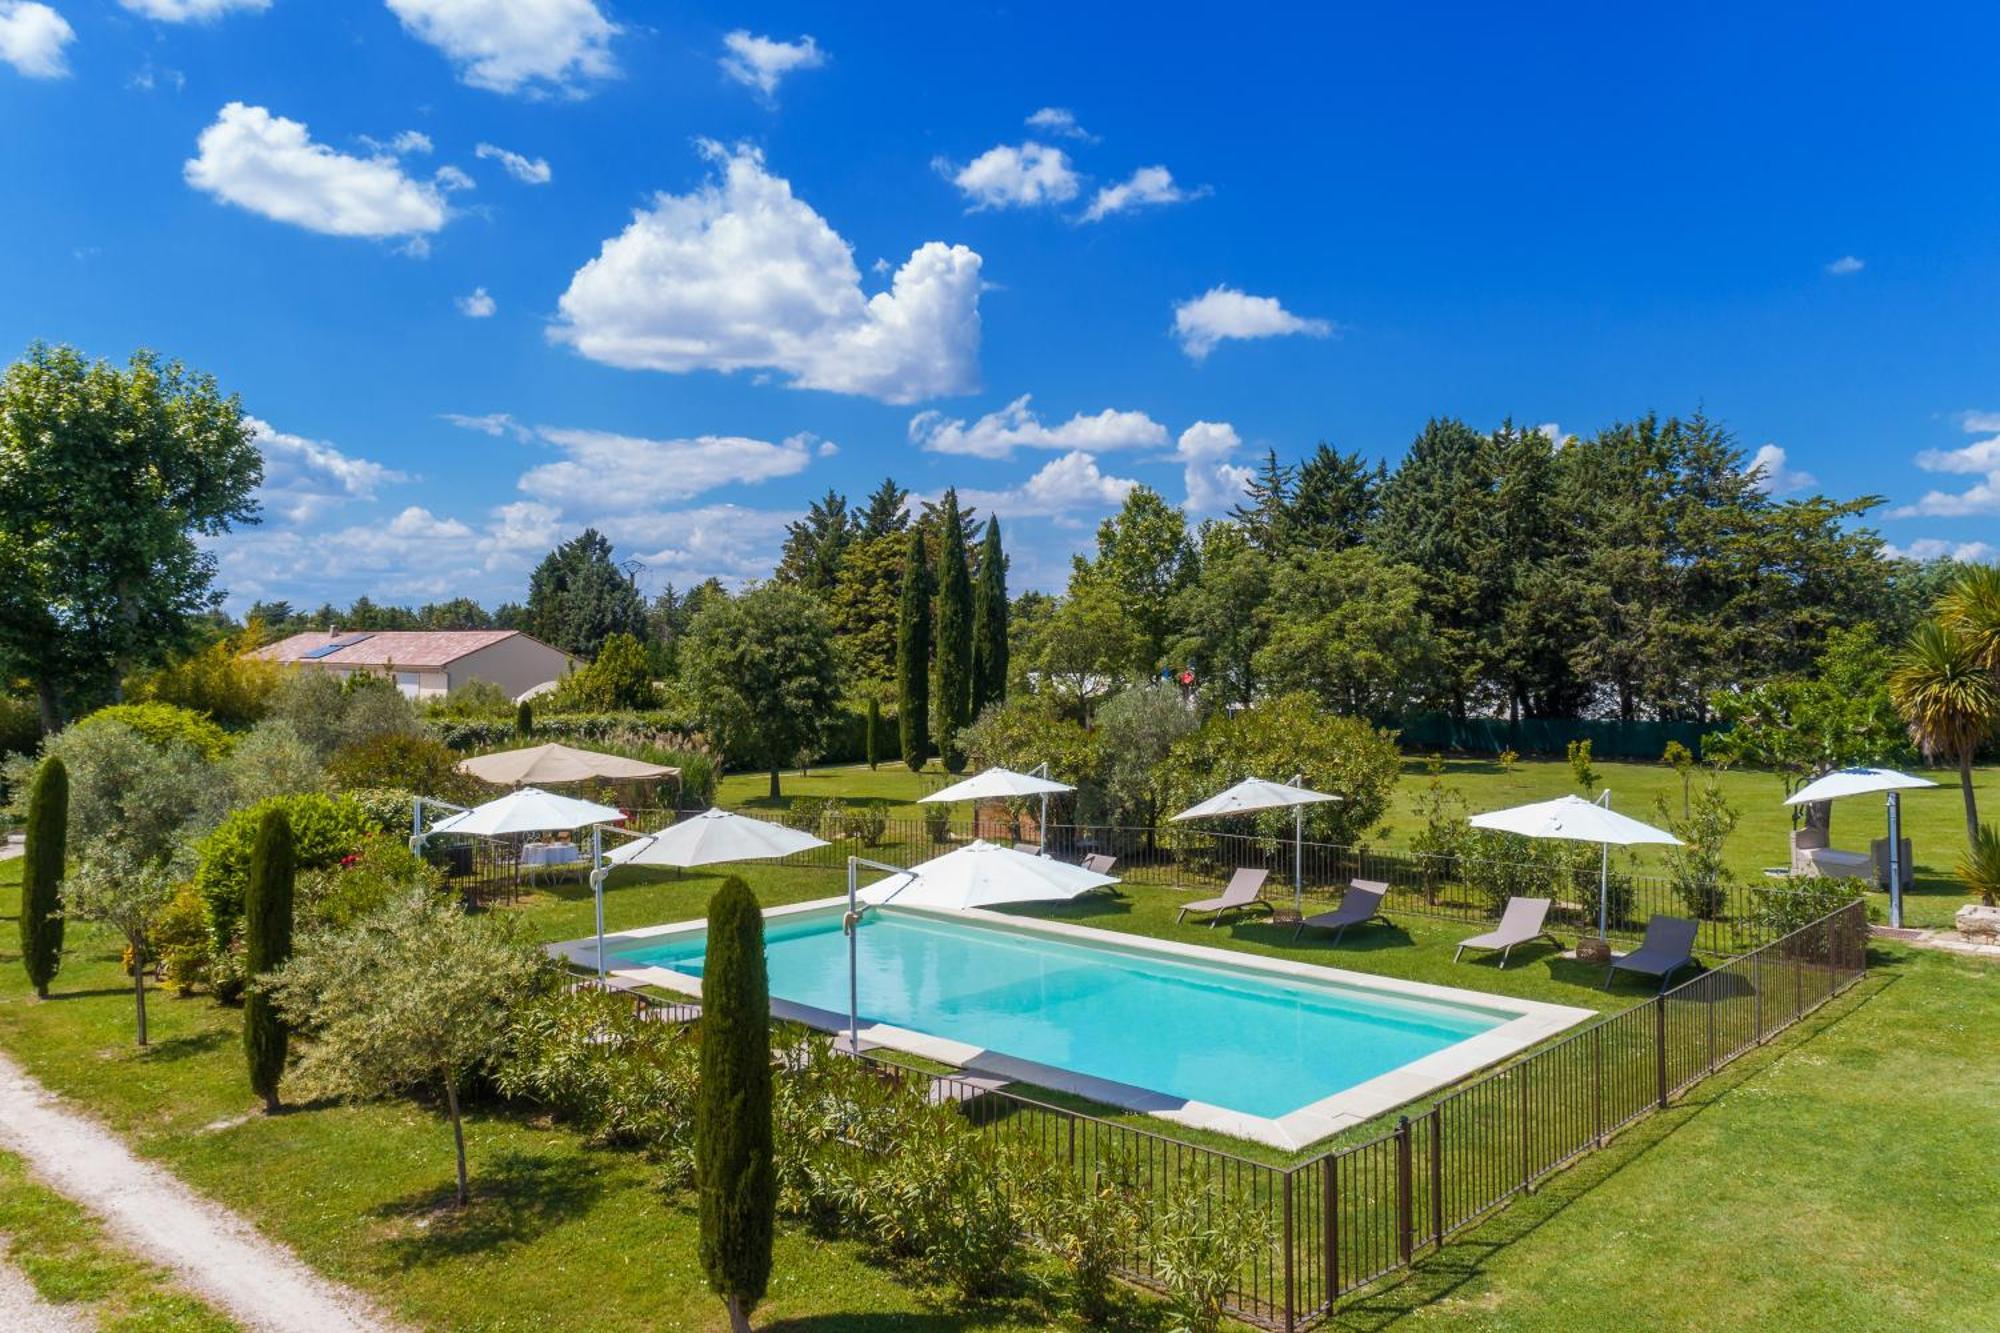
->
(1940, 563, 2000, 673)
(1890, 620, 2000, 846)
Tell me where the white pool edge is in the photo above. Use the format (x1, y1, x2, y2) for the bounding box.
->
(551, 896, 1597, 1152)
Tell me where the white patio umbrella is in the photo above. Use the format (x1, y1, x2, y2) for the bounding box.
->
(1469, 793, 1680, 939)
(591, 808, 830, 978)
(1785, 767, 1937, 928)
(427, 787, 624, 837)
(1170, 775, 1342, 914)
(457, 742, 677, 787)
(920, 764, 1075, 854)
(841, 842, 1120, 1052)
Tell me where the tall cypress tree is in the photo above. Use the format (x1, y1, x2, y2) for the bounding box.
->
(696, 877, 774, 1333)
(897, 526, 931, 771)
(243, 807, 295, 1113)
(970, 516, 1009, 715)
(19, 757, 67, 999)
(865, 696, 880, 770)
(934, 489, 974, 773)
(515, 699, 534, 738)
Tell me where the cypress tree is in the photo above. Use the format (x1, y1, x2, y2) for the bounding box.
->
(897, 526, 931, 771)
(865, 696, 880, 770)
(696, 877, 774, 1333)
(19, 756, 67, 999)
(934, 489, 974, 773)
(243, 806, 295, 1113)
(516, 699, 534, 738)
(970, 516, 1009, 715)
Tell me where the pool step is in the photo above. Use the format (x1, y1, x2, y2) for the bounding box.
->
(925, 1073, 1015, 1107)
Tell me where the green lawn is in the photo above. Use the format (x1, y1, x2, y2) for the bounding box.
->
(728, 756, 2000, 930)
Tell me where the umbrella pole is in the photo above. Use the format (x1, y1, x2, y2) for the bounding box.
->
(846, 857, 860, 1054)
(1599, 842, 1609, 939)
(591, 826, 606, 979)
(1295, 803, 1304, 915)
(1887, 791, 1904, 929)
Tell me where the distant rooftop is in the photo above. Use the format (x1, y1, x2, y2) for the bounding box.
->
(248, 629, 558, 669)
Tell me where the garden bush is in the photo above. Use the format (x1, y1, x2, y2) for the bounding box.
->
(0, 695, 41, 759)
(194, 793, 383, 960)
(223, 720, 326, 806)
(74, 702, 233, 762)
(1019, 1157, 1143, 1323)
(839, 802, 888, 847)
(154, 882, 217, 996)
(848, 1110, 1022, 1301)
(125, 633, 280, 728)
(327, 732, 479, 803)
(922, 801, 951, 844)
(299, 835, 443, 932)
(1146, 1185, 1275, 1333)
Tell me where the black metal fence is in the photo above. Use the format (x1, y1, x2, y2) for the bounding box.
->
(609, 898, 1867, 1329)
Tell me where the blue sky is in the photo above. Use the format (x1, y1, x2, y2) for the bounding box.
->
(3, 1, 1998, 612)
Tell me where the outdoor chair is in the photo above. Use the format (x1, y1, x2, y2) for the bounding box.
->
(1790, 827, 1870, 881)
(1080, 853, 1118, 876)
(1013, 840, 1043, 856)
(1292, 880, 1390, 944)
(1453, 896, 1559, 968)
(1606, 915, 1701, 992)
(1176, 867, 1272, 926)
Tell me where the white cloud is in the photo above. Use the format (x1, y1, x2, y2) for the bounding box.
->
(958, 452, 1140, 520)
(1894, 415, 2000, 517)
(433, 164, 475, 192)
(719, 30, 824, 97)
(121, 0, 266, 18)
(457, 287, 496, 317)
(909, 394, 1166, 460)
(0, 2, 74, 79)
(1826, 255, 1864, 276)
(248, 417, 408, 524)
(1081, 166, 1206, 222)
(184, 103, 450, 241)
(1025, 107, 1092, 140)
(392, 130, 433, 155)
(1745, 443, 1816, 495)
(551, 142, 982, 404)
(940, 142, 1080, 210)
(521, 427, 815, 509)
(475, 141, 551, 184)
(1886, 538, 2000, 564)
(441, 411, 531, 439)
(1176, 421, 1252, 512)
(385, 0, 617, 96)
(1172, 285, 1332, 359)
(605, 504, 797, 588)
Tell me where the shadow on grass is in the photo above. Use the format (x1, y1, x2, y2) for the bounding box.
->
(372, 1149, 607, 1265)
(1230, 920, 1416, 953)
(141, 1029, 229, 1062)
(1317, 972, 1895, 1330)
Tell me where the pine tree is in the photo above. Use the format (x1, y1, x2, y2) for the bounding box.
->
(1229, 448, 1297, 551)
(934, 489, 974, 773)
(858, 476, 912, 539)
(865, 696, 880, 770)
(696, 878, 774, 1333)
(515, 699, 534, 738)
(19, 756, 67, 999)
(970, 516, 1009, 714)
(243, 806, 295, 1113)
(897, 526, 931, 771)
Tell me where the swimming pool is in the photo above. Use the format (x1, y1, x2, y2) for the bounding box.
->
(569, 900, 1593, 1149)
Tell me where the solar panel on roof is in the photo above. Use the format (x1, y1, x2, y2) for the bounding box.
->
(300, 633, 373, 660)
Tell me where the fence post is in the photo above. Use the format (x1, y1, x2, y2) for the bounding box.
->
(1592, 1023, 1604, 1146)
(1654, 993, 1669, 1110)
(1706, 975, 1717, 1074)
(1753, 946, 1764, 1043)
(1395, 1116, 1414, 1266)
(1323, 1153, 1339, 1301)
(1429, 1106, 1444, 1246)
(1518, 1067, 1531, 1191)
(1282, 1171, 1295, 1333)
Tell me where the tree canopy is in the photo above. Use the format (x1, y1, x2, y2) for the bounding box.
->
(683, 584, 841, 798)
(525, 529, 648, 659)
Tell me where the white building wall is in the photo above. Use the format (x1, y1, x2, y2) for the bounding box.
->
(446, 636, 574, 700)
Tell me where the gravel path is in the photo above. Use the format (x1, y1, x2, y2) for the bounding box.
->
(0, 1050, 400, 1333)
(0, 1250, 88, 1332)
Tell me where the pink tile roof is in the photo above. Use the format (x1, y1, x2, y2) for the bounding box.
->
(249, 630, 557, 669)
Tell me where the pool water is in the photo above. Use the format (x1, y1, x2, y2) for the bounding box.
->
(613, 908, 1508, 1119)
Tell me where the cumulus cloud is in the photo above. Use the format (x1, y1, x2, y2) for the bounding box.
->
(1825, 255, 1864, 276)
(940, 141, 1080, 210)
(385, 0, 617, 96)
(909, 394, 1167, 460)
(1172, 285, 1332, 360)
(550, 142, 982, 403)
(1176, 421, 1253, 512)
(248, 417, 408, 524)
(1081, 166, 1206, 222)
(720, 30, 823, 97)
(958, 452, 1140, 520)
(475, 141, 551, 184)
(433, 163, 475, 192)
(1744, 443, 1816, 495)
(604, 504, 798, 588)
(1887, 538, 2000, 564)
(1893, 414, 2000, 517)
(217, 498, 563, 603)
(184, 102, 450, 241)
(1025, 107, 1092, 140)
(457, 287, 496, 317)
(121, 0, 267, 18)
(521, 427, 816, 509)
(441, 411, 531, 439)
(0, 2, 74, 79)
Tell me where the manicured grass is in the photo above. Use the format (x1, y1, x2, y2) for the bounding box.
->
(0, 1147, 237, 1332)
(716, 759, 947, 817)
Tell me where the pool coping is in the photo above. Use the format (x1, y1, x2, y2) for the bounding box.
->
(552, 896, 1597, 1152)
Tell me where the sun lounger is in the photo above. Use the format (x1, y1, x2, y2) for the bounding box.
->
(1176, 867, 1272, 925)
(1605, 915, 1700, 992)
(1454, 896, 1559, 968)
(1013, 840, 1043, 856)
(1292, 880, 1390, 943)
(1080, 853, 1117, 876)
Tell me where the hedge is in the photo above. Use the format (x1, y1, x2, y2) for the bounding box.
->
(194, 793, 384, 952)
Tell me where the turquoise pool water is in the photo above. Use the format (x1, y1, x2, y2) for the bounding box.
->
(613, 908, 1508, 1119)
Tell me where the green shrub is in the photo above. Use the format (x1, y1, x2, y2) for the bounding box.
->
(194, 794, 383, 959)
(327, 732, 478, 803)
(421, 678, 512, 720)
(19, 755, 67, 997)
(1146, 1186, 1275, 1333)
(1656, 778, 1737, 919)
(789, 796, 840, 835)
(223, 720, 326, 807)
(155, 882, 215, 996)
(839, 802, 888, 847)
(850, 1112, 1022, 1300)
(244, 807, 296, 1112)
(299, 834, 440, 932)
(922, 802, 951, 844)
(75, 702, 233, 762)
(125, 633, 280, 729)
(1567, 738, 1597, 792)
(1020, 1158, 1142, 1322)
(0, 695, 41, 759)
(1464, 832, 1634, 928)
(548, 633, 660, 712)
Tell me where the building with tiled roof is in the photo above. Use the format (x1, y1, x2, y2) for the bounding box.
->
(247, 629, 577, 702)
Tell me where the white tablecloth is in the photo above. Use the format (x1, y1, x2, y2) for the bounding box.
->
(521, 843, 583, 869)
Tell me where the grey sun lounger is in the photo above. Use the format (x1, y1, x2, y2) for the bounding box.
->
(1292, 880, 1390, 943)
(1454, 896, 1560, 968)
(1080, 853, 1117, 876)
(1176, 867, 1271, 925)
(1606, 915, 1701, 992)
